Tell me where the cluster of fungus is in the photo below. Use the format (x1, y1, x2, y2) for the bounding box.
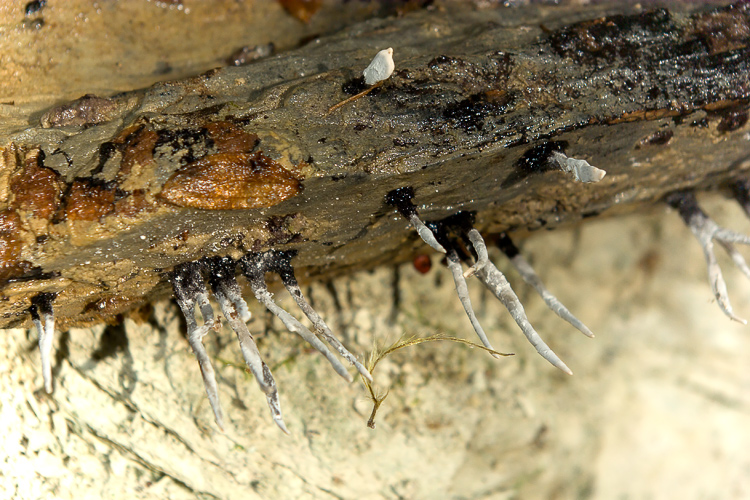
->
(21, 46, 750, 432)
(25, 160, 750, 430)
(169, 251, 372, 432)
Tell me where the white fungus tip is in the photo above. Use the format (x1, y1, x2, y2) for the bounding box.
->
(276, 418, 291, 435)
(551, 151, 606, 183)
(363, 47, 395, 86)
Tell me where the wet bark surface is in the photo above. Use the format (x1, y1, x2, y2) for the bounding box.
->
(1, 2, 749, 329)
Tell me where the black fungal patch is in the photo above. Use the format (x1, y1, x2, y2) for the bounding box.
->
(24, 0, 45, 16)
(427, 211, 475, 243)
(495, 232, 520, 259)
(442, 91, 513, 133)
(428, 55, 458, 68)
(501, 141, 567, 188)
(385, 186, 417, 218)
(443, 97, 492, 132)
(548, 9, 676, 66)
(516, 141, 567, 172)
(169, 262, 207, 305)
(239, 249, 298, 287)
(203, 256, 238, 293)
(425, 211, 478, 263)
(664, 190, 703, 223)
(390, 54, 513, 122)
(647, 87, 661, 101)
(6, 267, 58, 284)
(153, 127, 212, 166)
(29, 292, 56, 321)
(342, 76, 369, 96)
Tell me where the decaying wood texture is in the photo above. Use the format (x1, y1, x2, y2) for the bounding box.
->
(0, 1, 748, 330)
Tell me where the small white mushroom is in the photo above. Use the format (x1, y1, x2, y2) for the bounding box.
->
(363, 48, 395, 86)
(327, 47, 395, 114)
(551, 151, 606, 183)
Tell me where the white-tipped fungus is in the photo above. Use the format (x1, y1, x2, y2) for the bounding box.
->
(551, 151, 606, 183)
(668, 191, 750, 324)
(363, 47, 394, 86)
(30, 296, 56, 394)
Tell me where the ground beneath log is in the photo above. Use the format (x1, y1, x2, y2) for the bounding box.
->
(1, 194, 748, 500)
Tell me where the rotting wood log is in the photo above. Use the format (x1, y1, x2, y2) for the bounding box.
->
(0, 1, 748, 333)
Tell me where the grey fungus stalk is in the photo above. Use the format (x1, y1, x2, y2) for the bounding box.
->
(264, 251, 373, 382)
(378, 149, 605, 374)
(385, 187, 447, 254)
(496, 233, 595, 339)
(666, 191, 750, 325)
(170, 262, 226, 429)
(445, 248, 499, 358)
(30, 292, 57, 394)
(169, 251, 373, 431)
(239, 251, 372, 383)
(474, 260, 573, 375)
(204, 257, 287, 433)
(386, 188, 593, 375)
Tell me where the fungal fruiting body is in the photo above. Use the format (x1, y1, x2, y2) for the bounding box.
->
(168, 252, 372, 431)
(29, 293, 56, 394)
(665, 190, 750, 324)
(23, 176, 750, 429)
(550, 151, 606, 183)
(327, 47, 395, 114)
(385, 182, 599, 376)
(363, 48, 395, 86)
